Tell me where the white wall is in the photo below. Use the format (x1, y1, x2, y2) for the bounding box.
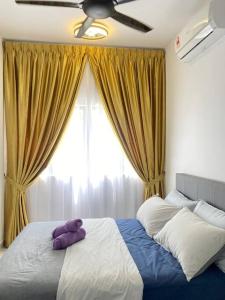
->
(0, 39, 4, 245)
(166, 37, 225, 192)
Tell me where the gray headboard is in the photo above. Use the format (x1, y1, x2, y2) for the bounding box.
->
(176, 173, 225, 212)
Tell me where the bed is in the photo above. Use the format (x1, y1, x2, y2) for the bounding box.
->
(0, 173, 225, 300)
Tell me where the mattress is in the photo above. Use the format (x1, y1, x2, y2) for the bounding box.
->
(0, 219, 225, 300)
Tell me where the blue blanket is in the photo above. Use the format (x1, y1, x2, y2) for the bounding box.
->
(116, 219, 225, 300)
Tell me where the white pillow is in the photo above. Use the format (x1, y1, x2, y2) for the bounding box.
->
(165, 190, 198, 211)
(136, 196, 180, 237)
(154, 207, 225, 281)
(194, 200, 225, 272)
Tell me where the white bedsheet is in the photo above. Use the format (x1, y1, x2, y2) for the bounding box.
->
(57, 218, 143, 300)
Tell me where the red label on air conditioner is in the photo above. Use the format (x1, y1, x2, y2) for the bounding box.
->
(175, 36, 181, 49)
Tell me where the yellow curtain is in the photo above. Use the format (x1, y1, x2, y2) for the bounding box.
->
(3, 42, 87, 247)
(89, 48, 166, 199)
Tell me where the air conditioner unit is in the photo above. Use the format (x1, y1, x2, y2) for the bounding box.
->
(175, 0, 225, 62)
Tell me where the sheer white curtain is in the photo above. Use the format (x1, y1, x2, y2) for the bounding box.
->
(27, 64, 144, 222)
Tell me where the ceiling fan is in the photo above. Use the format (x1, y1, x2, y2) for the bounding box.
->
(15, 0, 153, 38)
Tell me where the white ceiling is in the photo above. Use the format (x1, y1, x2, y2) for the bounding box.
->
(0, 0, 206, 48)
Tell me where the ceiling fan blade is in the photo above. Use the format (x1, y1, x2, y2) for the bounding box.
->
(111, 10, 152, 32)
(114, 0, 137, 5)
(15, 1, 81, 8)
(76, 17, 95, 38)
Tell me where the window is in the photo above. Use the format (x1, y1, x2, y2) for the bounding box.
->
(27, 64, 143, 221)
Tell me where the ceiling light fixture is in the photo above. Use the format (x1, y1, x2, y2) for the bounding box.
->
(74, 22, 108, 40)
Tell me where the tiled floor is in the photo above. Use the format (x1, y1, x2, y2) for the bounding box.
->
(0, 248, 6, 258)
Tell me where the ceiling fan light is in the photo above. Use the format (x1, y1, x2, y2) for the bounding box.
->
(74, 22, 108, 40)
